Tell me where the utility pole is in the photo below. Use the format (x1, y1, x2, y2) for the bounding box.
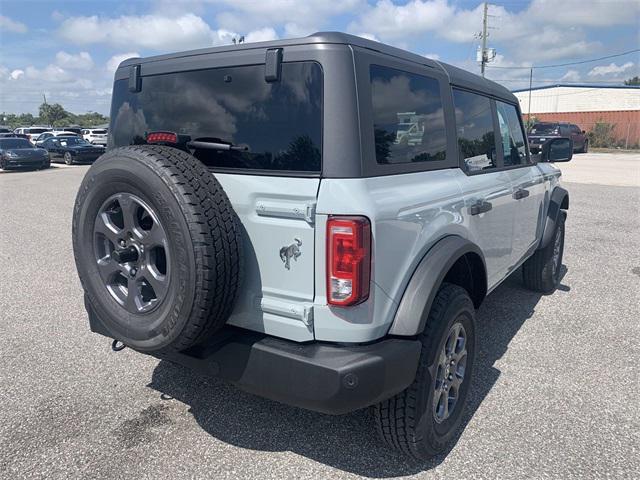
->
(527, 67, 533, 122)
(480, 2, 489, 77)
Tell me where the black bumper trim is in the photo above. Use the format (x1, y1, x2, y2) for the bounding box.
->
(87, 300, 421, 415)
(152, 329, 421, 415)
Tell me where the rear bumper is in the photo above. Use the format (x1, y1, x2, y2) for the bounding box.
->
(153, 330, 422, 415)
(86, 302, 421, 414)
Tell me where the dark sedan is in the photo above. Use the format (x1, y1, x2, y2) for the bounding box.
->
(40, 136, 105, 165)
(0, 137, 50, 170)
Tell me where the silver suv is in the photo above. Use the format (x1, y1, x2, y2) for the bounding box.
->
(72, 32, 572, 460)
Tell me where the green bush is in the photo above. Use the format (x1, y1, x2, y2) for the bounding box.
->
(588, 121, 617, 148)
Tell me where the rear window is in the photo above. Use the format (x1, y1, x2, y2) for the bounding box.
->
(0, 138, 32, 149)
(530, 123, 559, 135)
(370, 65, 447, 164)
(110, 62, 323, 173)
(27, 128, 49, 134)
(91, 129, 107, 134)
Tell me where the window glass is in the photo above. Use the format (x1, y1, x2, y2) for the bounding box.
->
(0, 138, 31, 149)
(370, 65, 447, 165)
(452, 89, 497, 172)
(109, 62, 323, 172)
(496, 101, 528, 167)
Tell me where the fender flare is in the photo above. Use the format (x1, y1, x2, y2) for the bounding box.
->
(388, 236, 487, 337)
(540, 186, 569, 249)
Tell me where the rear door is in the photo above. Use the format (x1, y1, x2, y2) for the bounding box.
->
(496, 100, 546, 263)
(108, 61, 323, 341)
(453, 89, 516, 288)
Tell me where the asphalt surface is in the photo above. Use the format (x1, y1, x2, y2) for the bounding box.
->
(1, 153, 639, 479)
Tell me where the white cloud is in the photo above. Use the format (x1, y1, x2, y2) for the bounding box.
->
(356, 32, 380, 42)
(59, 14, 217, 50)
(10, 69, 24, 80)
(350, 0, 453, 39)
(0, 15, 27, 33)
(588, 61, 635, 77)
(58, 13, 277, 51)
(106, 53, 141, 74)
(244, 27, 278, 43)
(423, 53, 440, 60)
(214, 0, 363, 34)
(560, 69, 581, 82)
(55, 51, 94, 71)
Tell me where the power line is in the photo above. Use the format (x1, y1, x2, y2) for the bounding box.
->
(486, 48, 640, 70)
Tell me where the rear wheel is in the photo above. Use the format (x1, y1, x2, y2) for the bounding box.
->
(64, 152, 73, 165)
(373, 283, 476, 460)
(72, 145, 243, 353)
(523, 211, 565, 293)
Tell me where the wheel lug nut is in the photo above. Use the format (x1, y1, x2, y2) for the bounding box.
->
(130, 268, 137, 277)
(119, 239, 126, 247)
(448, 374, 453, 380)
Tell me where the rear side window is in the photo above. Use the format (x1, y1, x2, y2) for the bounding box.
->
(110, 62, 323, 173)
(496, 101, 528, 167)
(370, 65, 446, 164)
(452, 89, 497, 172)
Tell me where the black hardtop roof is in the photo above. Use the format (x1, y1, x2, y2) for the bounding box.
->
(119, 31, 516, 104)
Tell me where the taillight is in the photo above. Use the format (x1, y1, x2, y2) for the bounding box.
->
(146, 131, 177, 144)
(326, 216, 371, 306)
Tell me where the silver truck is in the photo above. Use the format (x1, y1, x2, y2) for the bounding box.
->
(72, 32, 572, 460)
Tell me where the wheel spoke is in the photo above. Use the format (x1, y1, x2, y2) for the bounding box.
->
(94, 212, 121, 245)
(144, 271, 168, 299)
(96, 257, 121, 280)
(141, 223, 166, 248)
(125, 278, 140, 311)
(119, 195, 139, 233)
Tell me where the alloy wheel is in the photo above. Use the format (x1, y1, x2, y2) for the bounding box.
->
(433, 322, 468, 423)
(93, 193, 170, 314)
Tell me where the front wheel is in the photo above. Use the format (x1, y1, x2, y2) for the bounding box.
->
(373, 283, 476, 460)
(64, 152, 73, 165)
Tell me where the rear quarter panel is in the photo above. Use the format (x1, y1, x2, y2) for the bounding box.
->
(314, 169, 468, 342)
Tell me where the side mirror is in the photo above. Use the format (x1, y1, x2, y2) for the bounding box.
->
(541, 137, 573, 163)
(581, 130, 586, 134)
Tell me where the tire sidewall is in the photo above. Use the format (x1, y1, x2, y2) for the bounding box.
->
(64, 152, 73, 165)
(414, 291, 476, 456)
(73, 153, 197, 351)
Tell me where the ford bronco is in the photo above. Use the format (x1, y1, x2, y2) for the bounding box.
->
(72, 32, 572, 460)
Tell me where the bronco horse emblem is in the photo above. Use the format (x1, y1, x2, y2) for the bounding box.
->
(280, 238, 302, 270)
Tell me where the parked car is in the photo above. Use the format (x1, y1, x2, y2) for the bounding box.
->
(0, 126, 13, 133)
(13, 126, 51, 144)
(0, 137, 50, 170)
(54, 126, 83, 135)
(40, 136, 105, 164)
(72, 32, 572, 460)
(81, 128, 108, 145)
(529, 122, 588, 153)
(34, 131, 79, 146)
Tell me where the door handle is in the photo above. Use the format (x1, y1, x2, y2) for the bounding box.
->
(469, 200, 493, 216)
(513, 189, 530, 200)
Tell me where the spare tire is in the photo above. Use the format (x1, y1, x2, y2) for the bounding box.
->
(72, 145, 243, 353)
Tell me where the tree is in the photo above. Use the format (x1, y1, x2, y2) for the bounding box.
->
(38, 102, 69, 126)
(624, 76, 640, 86)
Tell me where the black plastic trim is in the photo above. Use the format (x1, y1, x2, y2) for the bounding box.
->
(86, 298, 421, 415)
(388, 236, 487, 336)
(540, 186, 569, 249)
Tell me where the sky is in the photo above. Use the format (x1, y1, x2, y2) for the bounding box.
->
(1, 0, 639, 116)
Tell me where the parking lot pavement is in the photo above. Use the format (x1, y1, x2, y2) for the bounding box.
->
(559, 151, 640, 187)
(1, 156, 639, 479)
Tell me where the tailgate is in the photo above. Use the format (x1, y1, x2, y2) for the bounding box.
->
(215, 174, 319, 342)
